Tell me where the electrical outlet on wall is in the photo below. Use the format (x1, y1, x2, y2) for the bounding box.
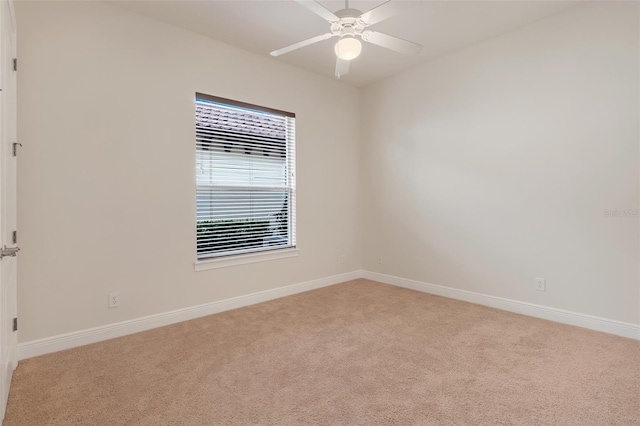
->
(340, 254, 346, 264)
(377, 256, 382, 264)
(109, 292, 120, 308)
(535, 278, 546, 292)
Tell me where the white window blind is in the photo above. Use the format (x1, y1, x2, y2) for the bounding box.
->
(195, 93, 296, 260)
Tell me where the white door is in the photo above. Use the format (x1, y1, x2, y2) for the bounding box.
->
(0, 0, 17, 420)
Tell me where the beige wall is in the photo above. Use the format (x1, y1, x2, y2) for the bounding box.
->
(15, 1, 640, 344)
(361, 2, 640, 324)
(15, 1, 361, 342)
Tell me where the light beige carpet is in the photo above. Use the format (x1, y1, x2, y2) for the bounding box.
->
(4, 279, 640, 425)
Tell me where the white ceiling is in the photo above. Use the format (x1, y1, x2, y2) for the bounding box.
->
(114, 0, 580, 87)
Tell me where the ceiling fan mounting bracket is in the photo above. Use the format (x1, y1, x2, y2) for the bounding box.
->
(335, 8, 363, 20)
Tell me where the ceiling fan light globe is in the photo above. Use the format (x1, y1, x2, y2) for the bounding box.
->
(334, 37, 362, 61)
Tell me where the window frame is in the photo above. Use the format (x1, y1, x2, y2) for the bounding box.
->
(194, 93, 297, 270)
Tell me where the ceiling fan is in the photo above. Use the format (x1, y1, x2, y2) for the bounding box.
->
(270, 0, 423, 79)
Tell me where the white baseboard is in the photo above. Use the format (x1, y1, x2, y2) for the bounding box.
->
(18, 271, 363, 360)
(363, 271, 640, 340)
(18, 269, 639, 360)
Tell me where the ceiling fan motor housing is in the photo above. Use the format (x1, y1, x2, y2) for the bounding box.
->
(331, 8, 367, 39)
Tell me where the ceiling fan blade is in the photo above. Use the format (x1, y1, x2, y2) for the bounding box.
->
(362, 31, 422, 55)
(270, 33, 333, 57)
(295, 0, 339, 22)
(360, 1, 403, 26)
(335, 57, 350, 79)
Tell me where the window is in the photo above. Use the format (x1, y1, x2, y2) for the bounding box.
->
(195, 93, 296, 261)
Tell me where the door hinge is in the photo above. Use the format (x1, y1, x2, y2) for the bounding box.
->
(12, 318, 17, 332)
(12, 231, 17, 244)
(13, 142, 21, 157)
(12, 58, 17, 72)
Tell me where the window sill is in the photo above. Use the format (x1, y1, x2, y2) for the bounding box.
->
(194, 248, 299, 271)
